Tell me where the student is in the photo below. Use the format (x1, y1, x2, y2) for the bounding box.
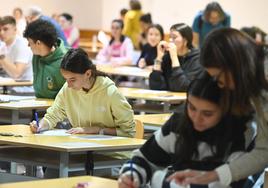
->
(23, 19, 67, 99)
(149, 23, 203, 92)
(25, 6, 68, 46)
(12, 7, 27, 37)
(118, 73, 255, 188)
(137, 24, 164, 69)
(0, 16, 33, 93)
(139, 13, 153, 50)
(96, 19, 134, 66)
(120, 8, 128, 21)
(192, 2, 230, 48)
(167, 28, 268, 187)
(123, 0, 143, 49)
(59, 13, 80, 48)
(30, 48, 135, 137)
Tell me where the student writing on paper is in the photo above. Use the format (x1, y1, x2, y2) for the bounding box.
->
(30, 48, 135, 137)
(149, 23, 204, 92)
(23, 19, 67, 99)
(118, 73, 256, 188)
(169, 28, 268, 187)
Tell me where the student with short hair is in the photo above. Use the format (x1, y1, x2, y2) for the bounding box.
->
(118, 73, 255, 188)
(0, 16, 33, 93)
(24, 19, 67, 99)
(149, 23, 203, 92)
(25, 6, 68, 46)
(30, 48, 135, 137)
(192, 2, 230, 48)
(139, 13, 153, 50)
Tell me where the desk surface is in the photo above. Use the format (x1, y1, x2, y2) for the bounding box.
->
(0, 175, 118, 188)
(119, 87, 186, 103)
(79, 40, 103, 49)
(0, 98, 53, 110)
(96, 64, 151, 78)
(0, 125, 145, 152)
(134, 113, 172, 127)
(0, 77, 33, 87)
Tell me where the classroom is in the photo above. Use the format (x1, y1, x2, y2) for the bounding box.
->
(0, 0, 267, 187)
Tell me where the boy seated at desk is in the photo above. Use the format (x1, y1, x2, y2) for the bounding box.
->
(0, 16, 33, 93)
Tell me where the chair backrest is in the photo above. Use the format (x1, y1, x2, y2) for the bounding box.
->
(134, 119, 144, 139)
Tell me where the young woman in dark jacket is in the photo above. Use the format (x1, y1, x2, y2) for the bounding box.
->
(149, 23, 204, 92)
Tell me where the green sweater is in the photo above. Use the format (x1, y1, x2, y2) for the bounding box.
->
(32, 39, 68, 99)
(44, 76, 135, 137)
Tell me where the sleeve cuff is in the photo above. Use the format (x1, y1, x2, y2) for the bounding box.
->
(215, 164, 232, 186)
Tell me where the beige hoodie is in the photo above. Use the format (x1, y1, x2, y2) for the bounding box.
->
(43, 76, 135, 137)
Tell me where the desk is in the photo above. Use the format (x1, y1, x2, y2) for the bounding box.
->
(0, 98, 53, 124)
(119, 87, 186, 112)
(0, 77, 33, 94)
(134, 113, 172, 131)
(79, 40, 103, 49)
(96, 64, 150, 78)
(0, 175, 118, 188)
(0, 125, 145, 178)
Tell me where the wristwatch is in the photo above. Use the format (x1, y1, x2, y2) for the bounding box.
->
(98, 128, 105, 135)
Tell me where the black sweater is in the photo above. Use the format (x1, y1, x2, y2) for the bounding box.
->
(136, 43, 157, 66)
(149, 49, 204, 92)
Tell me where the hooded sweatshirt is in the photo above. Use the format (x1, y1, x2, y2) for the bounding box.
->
(149, 49, 204, 92)
(43, 76, 135, 137)
(32, 39, 68, 99)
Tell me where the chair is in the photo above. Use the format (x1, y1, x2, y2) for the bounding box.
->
(134, 119, 144, 139)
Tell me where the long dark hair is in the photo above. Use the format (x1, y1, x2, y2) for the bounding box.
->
(201, 28, 268, 112)
(148, 24, 164, 41)
(170, 23, 193, 49)
(109, 19, 125, 45)
(174, 73, 248, 164)
(61, 48, 107, 78)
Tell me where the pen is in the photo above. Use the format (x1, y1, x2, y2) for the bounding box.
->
(34, 112, 39, 128)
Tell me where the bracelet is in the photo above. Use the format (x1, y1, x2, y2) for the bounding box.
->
(98, 128, 105, 135)
(154, 59, 162, 65)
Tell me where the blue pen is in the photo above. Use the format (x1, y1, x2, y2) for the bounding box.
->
(34, 112, 39, 128)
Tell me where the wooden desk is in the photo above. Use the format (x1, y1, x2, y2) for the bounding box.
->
(0, 98, 53, 124)
(119, 87, 186, 112)
(96, 64, 150, 78)
(0, 77, 33, 94)
(0, 175, 118, 188)
(0, 125, 145, 178)
(79, 40, 103, 49)
(135, 113, 172, 131)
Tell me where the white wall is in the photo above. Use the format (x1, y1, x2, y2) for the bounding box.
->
(0, 0, 267, 32)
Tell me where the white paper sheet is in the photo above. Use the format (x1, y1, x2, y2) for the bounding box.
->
(36, 129, 71, 136)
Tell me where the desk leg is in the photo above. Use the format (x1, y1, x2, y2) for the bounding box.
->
(3, 86, 7, 94)
(163, 102, 171, 113)
(85, 151, 94, 175)
(59, 152, 69, 177)
(11, 110, 19, 125)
